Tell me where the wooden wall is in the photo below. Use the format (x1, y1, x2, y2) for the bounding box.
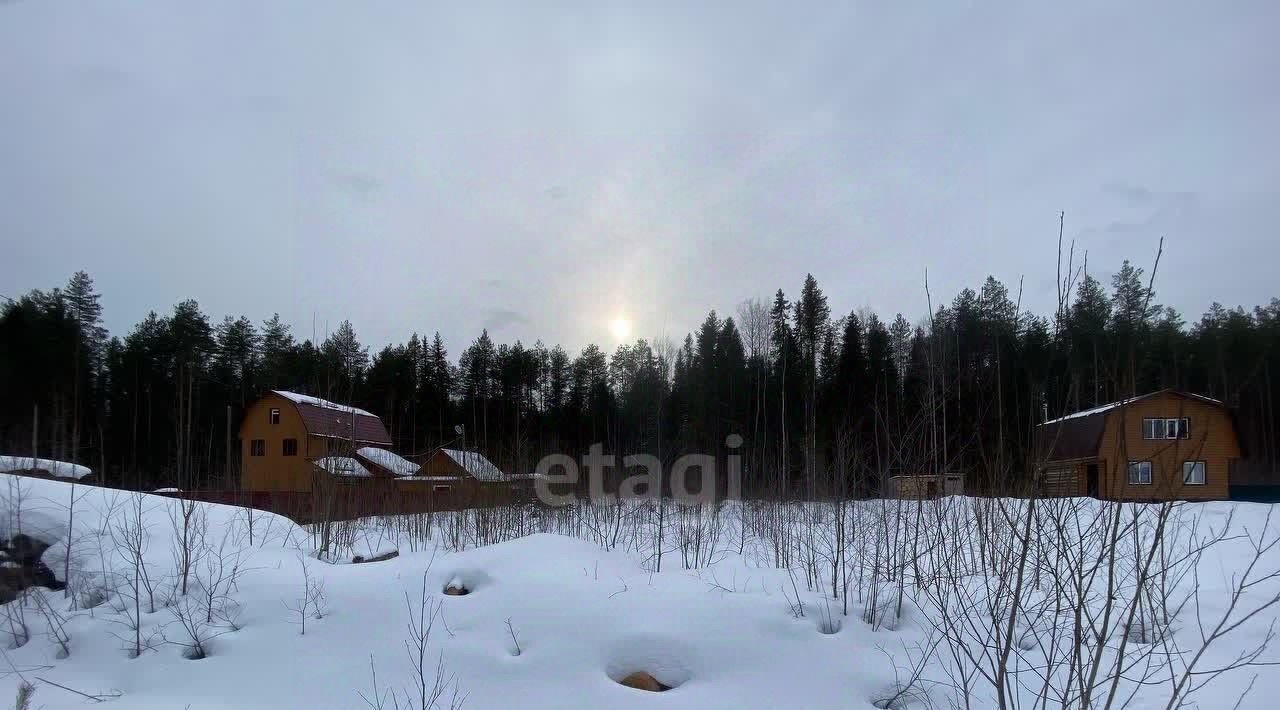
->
(239, 393, 386, 492)
(239, 393, 316, 492)
(420, 450, 471, 478)
(158, 478, 521, 525)
(1097, 393, 1240, 500)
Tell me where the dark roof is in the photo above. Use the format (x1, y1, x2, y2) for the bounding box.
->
(1034, 389, 1226, 462)
(1035, 415, 1107, 461)
(273, 392, 392, 445)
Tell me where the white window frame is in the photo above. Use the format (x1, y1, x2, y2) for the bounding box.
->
(1183, 460, 1206, 485)
(1165, 417, 1190, 440)
(1127, 460, 1152, 485)
(269, 408, 280, 425)
(1144, 417, 1190, 440)
(1142, 418, 1164, 440)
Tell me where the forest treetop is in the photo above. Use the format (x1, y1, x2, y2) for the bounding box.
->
(1, 268, 1275, 493)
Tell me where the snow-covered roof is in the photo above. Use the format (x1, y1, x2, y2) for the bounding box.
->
(0, 456, 92, 480)
(399, 476, 461, 482)
(356, 447, 420, 477)
(1042, 400, 1133, 424)
(314, 456, 371, 478)
(273, 390, 375, 418)
(1041, 390, 1224, 425)
(442, 449, 505, 481)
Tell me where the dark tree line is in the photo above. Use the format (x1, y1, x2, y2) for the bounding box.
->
(2, 268, 1276, 494)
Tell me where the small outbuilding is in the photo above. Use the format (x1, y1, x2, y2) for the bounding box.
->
(888, 473, 964, 499)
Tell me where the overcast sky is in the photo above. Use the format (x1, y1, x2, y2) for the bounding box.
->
(2, 1, 1277, 354)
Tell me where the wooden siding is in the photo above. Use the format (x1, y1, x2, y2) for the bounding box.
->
(1095, 392, 1239, 500)
(240, 393, 314, 492)
(239, 392, 383, 492)
(420, 450, 470, 478)
(1040, 463, 1084, 497)
(890, 475, 963, 499)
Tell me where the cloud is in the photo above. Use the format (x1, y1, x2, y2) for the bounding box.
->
(483, 308, 530, 332)
(1104, 182, 1157, 206)
(334, 174, 382, 200)
(0, 1, 1275, 353)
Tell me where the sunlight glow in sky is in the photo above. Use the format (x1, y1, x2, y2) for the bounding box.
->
(608, 316, 633, 343)
(1, 1, 1277, 352)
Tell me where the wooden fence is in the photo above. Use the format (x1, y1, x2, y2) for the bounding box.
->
(154, 478, 526, 525)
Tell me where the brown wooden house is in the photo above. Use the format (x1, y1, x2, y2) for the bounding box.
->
(1034, 389, 1241, 500)
(239, 391, 392, 492)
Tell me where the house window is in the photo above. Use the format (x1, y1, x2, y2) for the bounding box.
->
(1127, 460, 1152, 485)
(250, 439, 266, 457)
(283, 438, 298, 456)
(269, 408, 280, 425)
(1183, 461, 1206, 485)
(1142, 418, 1164, 440)
(1143, 417, 1190, 440)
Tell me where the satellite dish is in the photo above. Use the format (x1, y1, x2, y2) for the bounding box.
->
(454, 425, 464, 435)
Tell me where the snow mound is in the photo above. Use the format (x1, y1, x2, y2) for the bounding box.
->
(0, 456, 91, 480)
(605, 634, 696, 690)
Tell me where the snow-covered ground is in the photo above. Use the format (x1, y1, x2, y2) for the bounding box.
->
(1, 473, 1278, 709)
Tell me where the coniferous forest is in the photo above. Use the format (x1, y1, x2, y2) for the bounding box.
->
(2, 264, 1277, 495)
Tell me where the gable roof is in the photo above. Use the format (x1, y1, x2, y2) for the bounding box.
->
(441, 448, 505, 481)
(1041, 389, 1223, 425)
(274, 390, 375, 417)
(313, 456, 371, 478)
(1035, 415, 1109, 461)
(1035, 389, 1226, 462)
(356, 447, 420, 477)
(272, 390, 392, 445)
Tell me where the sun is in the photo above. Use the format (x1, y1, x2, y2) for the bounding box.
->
(608, 315, 632, 341)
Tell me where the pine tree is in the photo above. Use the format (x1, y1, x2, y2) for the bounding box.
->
(833, 311, 866, 426)
(1110, 260, 1158, 333)
(64, 271, 107, 370)
(63, 271, 107, 464)
(260, 314, 295, 389)
(1069, 275, 1112, 407)
(214, 315, 259, 404)
(321, 319, 368, 400)
(888, 313, 912, 399)
(792, 275, 830, 492)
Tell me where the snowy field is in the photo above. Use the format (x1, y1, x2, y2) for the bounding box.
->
(2, 474, 1279, 709)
